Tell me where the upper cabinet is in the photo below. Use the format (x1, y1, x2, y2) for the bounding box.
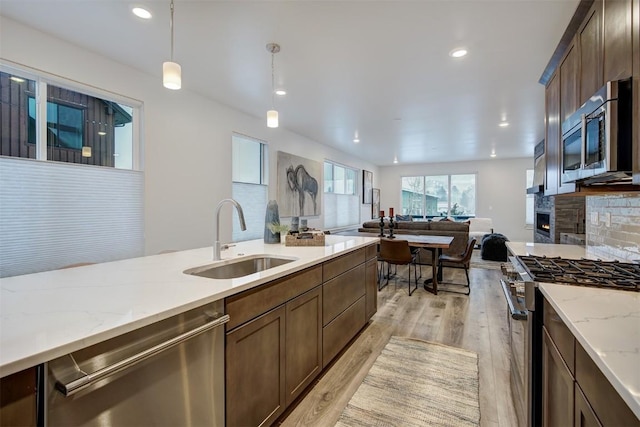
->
(579, 0, 603, 105)
(540, 0, 638, 194)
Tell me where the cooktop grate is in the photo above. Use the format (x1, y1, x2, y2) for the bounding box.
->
(516, 255, 640, 291)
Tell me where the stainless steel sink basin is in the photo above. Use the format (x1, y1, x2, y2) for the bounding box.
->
(184, 255, 296, 280)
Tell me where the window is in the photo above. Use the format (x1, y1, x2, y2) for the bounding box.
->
(324, 161, 359, 229)
(401, 174, 476, 220)
(1, 69, 136, 169)
(0, 64, 143, 278)
(526, 169, 534, 227)
(232, 133, 268, 241)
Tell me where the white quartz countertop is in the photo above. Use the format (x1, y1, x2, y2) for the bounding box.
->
(539, 283, 640, 419)
(506, 241, 614, 260)
(0, 235, 378, 378)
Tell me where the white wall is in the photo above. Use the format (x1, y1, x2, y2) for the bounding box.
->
(378, 157, 534, 242)
(0, 16, 379, 255)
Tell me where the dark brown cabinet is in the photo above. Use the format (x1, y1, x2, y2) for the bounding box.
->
(543, 328, 575, 427)
(579, 0, 603, 105)
(560, 39, 580, 123)
(545, 71, 561, 196)
(0, 367, 38, 427)
(575, 384, 602, 427)
(226, 306, 286, 427)
(603, 0, 633, 82)
(365, 257, 378, 320)
(285, 287, 322, 407)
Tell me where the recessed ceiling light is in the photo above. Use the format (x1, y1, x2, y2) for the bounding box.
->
(449, 48, 468, 58)
(132, 7, 152, 19)
(499, 121, 509, 127)
(275, 89, 286, 96)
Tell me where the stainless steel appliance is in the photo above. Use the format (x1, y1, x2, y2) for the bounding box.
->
(501, 255, 640, 427)
(46, 300, 228, 426)
(561, 78, 633, 185)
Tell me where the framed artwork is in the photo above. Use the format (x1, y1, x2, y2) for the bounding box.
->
(362, 170, 373, 204)
(371, 188, 380, 219)
(277, 151, 322, 217)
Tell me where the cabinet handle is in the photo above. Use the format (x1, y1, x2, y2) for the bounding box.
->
(56, 314, 230, 397)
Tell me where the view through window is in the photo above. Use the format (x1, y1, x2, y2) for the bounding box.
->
(232, 133, 268, 241)
(324, 160, 359, 229)
(401, 174, 476, 220)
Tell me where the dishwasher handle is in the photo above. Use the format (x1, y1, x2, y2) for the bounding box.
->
(499, 279, 527, 320)
(56, 313, 230, 397)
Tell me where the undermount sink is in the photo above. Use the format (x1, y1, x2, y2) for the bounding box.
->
(184, 255, 297, 280)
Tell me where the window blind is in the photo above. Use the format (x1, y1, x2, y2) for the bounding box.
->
(0, 157, 144, 277)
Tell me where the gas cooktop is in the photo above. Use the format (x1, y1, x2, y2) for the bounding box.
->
(516, 255, 640, 292)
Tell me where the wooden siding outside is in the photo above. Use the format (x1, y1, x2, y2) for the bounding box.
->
(0, 72, 119, 167)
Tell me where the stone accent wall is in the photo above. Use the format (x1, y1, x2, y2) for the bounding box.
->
(586, 193, 640, 262)
(534, 194, 585, 244)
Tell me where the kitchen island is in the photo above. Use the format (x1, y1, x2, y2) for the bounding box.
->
(0, 234, 378, 378)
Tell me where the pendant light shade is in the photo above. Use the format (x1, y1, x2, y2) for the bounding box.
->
(163, 0, 181, 90)
(163, 61, 181, 90)
(267, 110, 279, 128)
(266, 43, 280, 128)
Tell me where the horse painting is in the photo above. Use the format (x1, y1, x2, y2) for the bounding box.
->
(286, 164, 318, 216)
(277, 151, 322, 217)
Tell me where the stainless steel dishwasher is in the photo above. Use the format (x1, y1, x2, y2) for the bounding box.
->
(46, 300, 227, 426)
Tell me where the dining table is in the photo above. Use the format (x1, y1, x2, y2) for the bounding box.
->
(337, 232, 453, 295)
(384, 234, 453, 295)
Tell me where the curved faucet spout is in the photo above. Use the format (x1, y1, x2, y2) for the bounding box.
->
(214, 198, 246, 260)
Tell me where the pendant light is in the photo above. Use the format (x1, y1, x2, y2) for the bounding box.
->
(163, 0, 181, 90)
(266, 43, 280, 128)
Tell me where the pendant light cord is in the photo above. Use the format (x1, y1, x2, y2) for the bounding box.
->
(170, 0, 175, 61)
(271, 52, 275, 109)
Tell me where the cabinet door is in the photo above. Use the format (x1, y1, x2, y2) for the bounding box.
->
(574, 384, 602, 427)
(560, 39, 580, 122)
(545, 72, 560, 196)
(226, 306, 286, 427)
(0, 367, 37, 427)
(285, 287, 322, 407)
(579, 0, 603, 104)
(542, 328, 574, 427)
(365, 257, 378, 320)
(603, 0, 633, 81)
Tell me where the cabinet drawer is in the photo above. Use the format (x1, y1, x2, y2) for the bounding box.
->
(323, 248, 365, 282)
(543, 299, 575, 374)
(226, 265, 322, 330)
(322, 264, 365, 326)
(322, 296, 366, 368)
(365, 243, 378, 261)
(575, 342, 637, 427)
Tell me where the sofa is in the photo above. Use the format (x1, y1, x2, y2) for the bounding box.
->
(358, 219, 469, 260)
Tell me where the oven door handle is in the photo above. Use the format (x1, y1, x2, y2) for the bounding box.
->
(55, 313, 230, 397)
(500, 279, 527, 320)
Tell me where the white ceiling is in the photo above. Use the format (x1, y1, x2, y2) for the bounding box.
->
(0, 0, 579, 166)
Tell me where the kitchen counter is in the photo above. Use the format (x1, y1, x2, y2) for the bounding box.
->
(539, 283, 640, 420)
(506, 241, 614, 260)
(0, 235, 378, 378)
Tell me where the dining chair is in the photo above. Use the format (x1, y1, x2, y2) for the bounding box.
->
(378, 239, 419, 296)
(437, 237, 477, 295)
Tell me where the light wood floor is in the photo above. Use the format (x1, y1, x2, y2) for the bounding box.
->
(278, 263, 518, 427)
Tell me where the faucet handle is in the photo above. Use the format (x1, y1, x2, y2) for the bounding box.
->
(220, 243, 236, 251)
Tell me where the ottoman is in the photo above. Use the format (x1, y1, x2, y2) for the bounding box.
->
(481, 233, 509, 262)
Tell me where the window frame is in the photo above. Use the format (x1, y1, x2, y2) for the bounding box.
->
(1, 61, 143, 170)
(401, 173, 477, 220)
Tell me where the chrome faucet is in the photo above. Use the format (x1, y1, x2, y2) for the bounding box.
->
(214, 198, 246, 260)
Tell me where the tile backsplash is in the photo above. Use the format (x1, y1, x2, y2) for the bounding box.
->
(586, 193, 640, 262)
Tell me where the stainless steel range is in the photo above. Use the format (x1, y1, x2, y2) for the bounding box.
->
(500, 255, 640, 427)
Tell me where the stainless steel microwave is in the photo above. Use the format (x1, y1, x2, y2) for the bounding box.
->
(561, 79, 633, 184)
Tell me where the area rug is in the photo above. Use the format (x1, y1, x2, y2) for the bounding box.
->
(336, 336, 480, 427)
